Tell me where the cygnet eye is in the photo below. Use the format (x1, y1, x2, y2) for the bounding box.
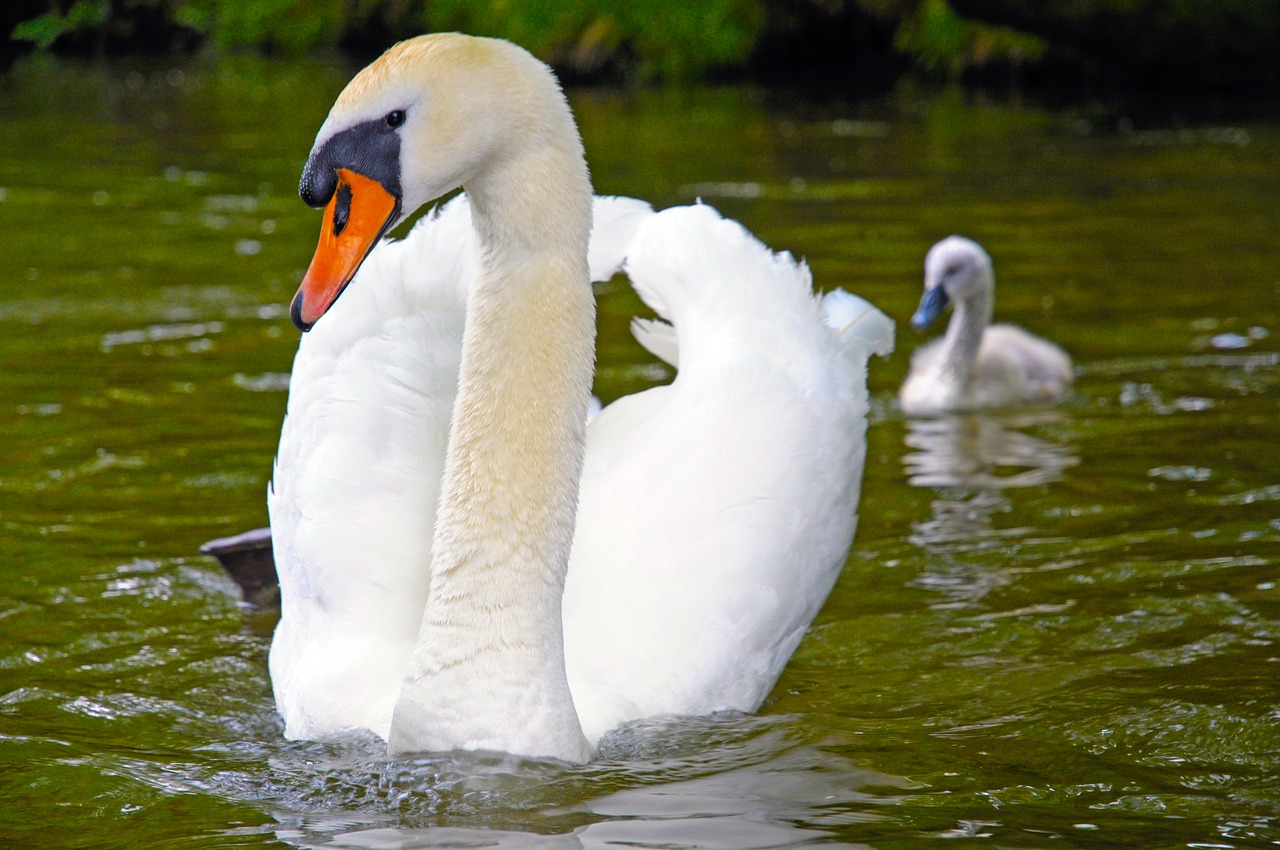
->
(385, 109, 407, 129)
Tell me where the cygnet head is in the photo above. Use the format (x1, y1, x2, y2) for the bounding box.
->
(910, 236, 993, 332)
(291, 34, 577, 331)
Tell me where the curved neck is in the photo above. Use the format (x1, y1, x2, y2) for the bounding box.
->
(937, 281, 993, 391)
(434, 145, 595, 627)
(389, 119, 596, 761)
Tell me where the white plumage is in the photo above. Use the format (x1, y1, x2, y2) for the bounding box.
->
(900, 236, 1072, 415)
(564, 205, 893, 744)
(267, 34, 893, 761)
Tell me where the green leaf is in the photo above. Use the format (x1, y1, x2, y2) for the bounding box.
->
(12, 13, 71, 49)
(12, 0, 110, 50)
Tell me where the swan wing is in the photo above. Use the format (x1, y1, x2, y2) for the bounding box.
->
(589, 195, 654, 281)
(630, 317, 679, 367)
(985, 324, 1073, 398)
(820, 287, 897, 362)
(564, 204, 892, 743)
(974, 324, 1074, 406)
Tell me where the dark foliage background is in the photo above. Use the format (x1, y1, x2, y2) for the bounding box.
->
(4, 1, 1278, 91)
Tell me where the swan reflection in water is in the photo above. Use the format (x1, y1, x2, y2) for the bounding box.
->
(903, 412, 1078, 552)
(259, 724, 914, 850)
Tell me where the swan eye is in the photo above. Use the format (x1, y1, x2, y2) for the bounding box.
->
(944, 263, 962, 278)
(385, 109, 407, 129)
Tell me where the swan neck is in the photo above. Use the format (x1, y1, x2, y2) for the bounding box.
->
(939, 282, 992, 385)
(390, 118, 596, 761)
(436, 149, 595, 615)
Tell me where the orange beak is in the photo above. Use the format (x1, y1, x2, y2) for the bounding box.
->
(291, 168, 399, 331)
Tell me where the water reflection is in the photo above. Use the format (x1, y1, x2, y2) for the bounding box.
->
(272, 739, 901, 849)
(903, 413, 1078, 551)
(311, 819, 862, 849)
(235, 718, 911, 848)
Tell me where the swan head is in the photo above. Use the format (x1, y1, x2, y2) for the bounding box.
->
(910, 235, 993, 332)
(291, 34, 570, 331)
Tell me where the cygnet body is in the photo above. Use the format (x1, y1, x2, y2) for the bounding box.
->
(899, 236, 1072, 415)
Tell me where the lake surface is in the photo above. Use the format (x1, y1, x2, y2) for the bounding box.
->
(1, 53, 1278, 848)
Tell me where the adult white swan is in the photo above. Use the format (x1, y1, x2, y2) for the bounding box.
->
(268, 33, 893, 763)
(899, 236, 1072, 415)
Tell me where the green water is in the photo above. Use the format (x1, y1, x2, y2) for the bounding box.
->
(1, 53, 1278, 848)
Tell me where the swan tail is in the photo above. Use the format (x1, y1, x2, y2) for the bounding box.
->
(821, 288, 896, 362)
